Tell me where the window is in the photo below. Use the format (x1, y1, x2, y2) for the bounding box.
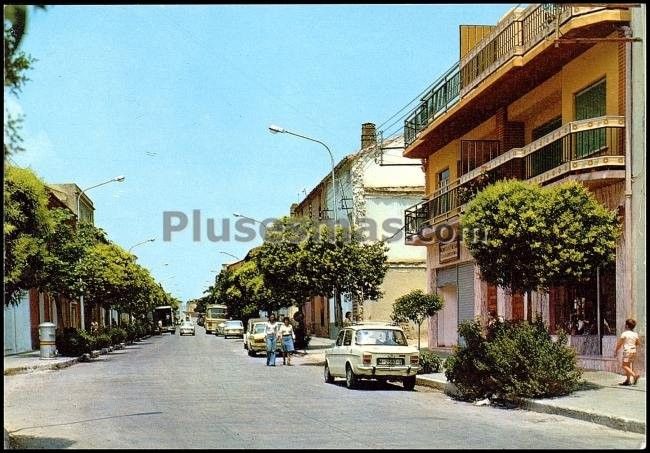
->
(437, 168, 451, 214)
(335, 330, 345, 347)
(575, 80, 606, 158)
(355, 329, 408, 346)
(530, 116, 563, 176)
(343, 329, 352, 346)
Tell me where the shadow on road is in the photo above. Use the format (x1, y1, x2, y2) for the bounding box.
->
(330, 380, 408, 391)
(10, 434, 76, 449)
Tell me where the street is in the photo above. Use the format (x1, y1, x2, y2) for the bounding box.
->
(3, 331, 645, 449)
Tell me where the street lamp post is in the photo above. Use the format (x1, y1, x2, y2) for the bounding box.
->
(268, 125, 342, 335)
(217, 250, 241, 261)
(128, 238, 156, 253)
(76, 175, 125, 330)
(268, 125, 338, 224)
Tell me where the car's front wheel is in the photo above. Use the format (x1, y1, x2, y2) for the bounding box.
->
(324, 362, 335, 384)
(345, 364, 358, 389)
(403, 375, 416, 391)
(248, 349, 256, 357)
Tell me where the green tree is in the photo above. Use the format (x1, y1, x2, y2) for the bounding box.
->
(391, 289, 443, 350)
(460, 180, 619, 295)
(4, 5, 46, 157)
(4, 165, 53, 304)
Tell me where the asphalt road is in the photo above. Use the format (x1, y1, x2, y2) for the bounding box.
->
(4, 330, 646, 449)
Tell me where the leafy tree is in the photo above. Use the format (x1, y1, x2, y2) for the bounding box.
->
(461, 180, 619, 295)
(4, 5, 46, 157)
(4, 165, 53, 304)
(304, 224, 389, 326)
(391, 289, 443, 349)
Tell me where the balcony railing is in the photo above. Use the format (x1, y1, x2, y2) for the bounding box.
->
(404, 4, 611, 147)
(405, 116, 625, 243)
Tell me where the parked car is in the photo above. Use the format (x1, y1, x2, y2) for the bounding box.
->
(245, 321, 282, 357)
(179, 320, 196, 336)
(244, 318, 266, 350)
(222, 320, 244, 338)
(324, 323, 420, 390)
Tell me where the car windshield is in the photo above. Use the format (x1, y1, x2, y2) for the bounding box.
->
(355, 329, 408, 346)
(225, 321, 242, 327)
(253, 324, 266, 334)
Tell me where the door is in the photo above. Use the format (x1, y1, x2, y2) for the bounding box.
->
(438, 285, 458, 347)
(4, 292, 32, 355)
(329, 330, 346, 375)
(575, 79, 606, 158)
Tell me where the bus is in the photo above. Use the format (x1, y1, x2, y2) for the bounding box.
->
(204, 304, 227, 334)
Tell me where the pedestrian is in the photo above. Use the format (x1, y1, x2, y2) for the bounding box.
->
(264, 313, 280, 366)
(278, 316, 296, 366)
(614, 318, 641, 385)
(343, 311, 353, 327)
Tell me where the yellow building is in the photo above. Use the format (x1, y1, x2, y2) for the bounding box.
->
(399, 4, 640, 372)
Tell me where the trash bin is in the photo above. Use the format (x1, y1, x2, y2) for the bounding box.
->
(39, 322, 57, 359)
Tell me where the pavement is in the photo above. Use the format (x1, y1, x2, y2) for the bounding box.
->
(306, 336, 647, 435)
(3, 350, 80, 376)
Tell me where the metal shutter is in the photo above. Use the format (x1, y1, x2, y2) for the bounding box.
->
(436, 267, 457, 288)
(457, 263, 475, 323)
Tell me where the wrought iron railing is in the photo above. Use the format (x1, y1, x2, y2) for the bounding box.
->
(404, 4, 611, 147)
(405, 116, 625, 243)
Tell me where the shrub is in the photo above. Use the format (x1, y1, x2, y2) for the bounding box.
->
(124, 323, 138, 342)
(107, 327, 127, 345)
(444, 317, 582, 403)
(94, 333, 112, 349)
(418, 350, 443, 374)
(56, 328, 95, 356)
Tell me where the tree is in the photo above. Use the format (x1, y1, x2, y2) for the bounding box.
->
(4, 5, 46, 157)
(304, 224, 389, 327)
(4, 165, 53, 304)
(391, 289, 443, 350)
(460, 179, 619, 296)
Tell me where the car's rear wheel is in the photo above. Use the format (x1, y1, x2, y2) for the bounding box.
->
(345, 364, 358, 389)
(324, 362, 334, 384)
(403, 375, 416, 391)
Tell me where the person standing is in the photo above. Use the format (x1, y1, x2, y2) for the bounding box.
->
(278, 317, 296, 366)
(264, 314, 280, 366)
(343, 311, 353, 327)
(614, 318, 641, 385)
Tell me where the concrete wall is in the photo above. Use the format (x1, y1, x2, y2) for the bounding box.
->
(4, 292, 33, 355)
(631, 4, 646, 340)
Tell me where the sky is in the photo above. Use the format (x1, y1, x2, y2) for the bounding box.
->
(8, 4, 516, 303)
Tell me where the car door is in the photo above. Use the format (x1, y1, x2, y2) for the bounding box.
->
(341, 329, 354, 369)
(329, 330, 346, 376)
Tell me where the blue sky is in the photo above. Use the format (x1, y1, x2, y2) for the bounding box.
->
(9, 4, 515, 303)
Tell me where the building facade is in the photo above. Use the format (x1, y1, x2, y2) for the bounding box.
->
(294, 124, 427, 341)
(398, 4, 642, 371)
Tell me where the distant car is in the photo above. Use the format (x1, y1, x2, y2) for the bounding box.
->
(324, 324, 420, 390)
(222, 320, 244, 338)
(179, 320, 196, 336)
(244, 318, 266, 350)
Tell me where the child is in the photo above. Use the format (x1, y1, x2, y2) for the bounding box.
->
(614, 318, 641, 385)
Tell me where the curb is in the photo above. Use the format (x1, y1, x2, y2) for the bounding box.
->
(415, 376, 646, 434)
(520, 399, 646, 434)
(3, 356, 79, 376)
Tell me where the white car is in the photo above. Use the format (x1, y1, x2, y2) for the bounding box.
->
(179, 320, 196, 336)
(222, 320, 244, 338)
(324, 324, 420, 390)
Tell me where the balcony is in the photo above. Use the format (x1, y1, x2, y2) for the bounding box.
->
(405, 116, 625, 244)
(403, 4, 629, 153)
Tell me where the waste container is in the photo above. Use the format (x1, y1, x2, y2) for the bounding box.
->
(39, 322, 57, 359)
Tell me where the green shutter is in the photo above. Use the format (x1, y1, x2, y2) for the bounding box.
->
(575, 80, 606, 158)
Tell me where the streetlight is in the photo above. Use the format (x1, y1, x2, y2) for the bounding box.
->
(217, 250, 241, 260)
(232, 212, 265, 224)
(76, 175, 125, 330)
(128, 238, 155, 252)
(268, 125, 338, 223)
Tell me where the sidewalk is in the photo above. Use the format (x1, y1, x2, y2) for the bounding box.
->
(417, 371, 646, 434)
(305, 337, 645, 434)
(3, 350, 80, 376)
